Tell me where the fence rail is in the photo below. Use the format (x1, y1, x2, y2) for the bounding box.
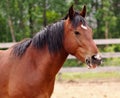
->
(94, 39, 120, 45)
(0, 42, 16, 48)
(1, 39, 120, 48)
(68, 52, 120, 59)
(0, 39, 120, 58)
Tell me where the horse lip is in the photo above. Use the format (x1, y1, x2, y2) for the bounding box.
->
(85, 57, 92, 68)
(88, 64, 97, 69)
(86, 62, 97, 69)
(85, 57, 98, 69)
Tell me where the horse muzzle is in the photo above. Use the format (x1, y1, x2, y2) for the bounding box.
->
(85, 54, 102, 69)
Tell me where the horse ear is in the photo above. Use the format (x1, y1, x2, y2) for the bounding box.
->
(80, 5, 86, 18)
(68, 5, 75, 19)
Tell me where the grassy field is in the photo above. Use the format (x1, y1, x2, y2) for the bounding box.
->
(56, 71, 120, 81)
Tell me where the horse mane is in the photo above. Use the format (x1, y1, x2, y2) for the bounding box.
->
(32, 20, 64, 53)
(12, 12, 86, 57)
(12, 38, 32, 57)
(12, 20, 64, 57)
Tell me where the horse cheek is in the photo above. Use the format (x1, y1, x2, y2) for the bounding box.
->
(64, 38, 78, 55)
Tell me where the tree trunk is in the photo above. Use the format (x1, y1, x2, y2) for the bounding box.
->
(105, 21, 108, 39)
(8, 16, 16, 42)
(28, 2, 34, 37)
(6, 0, 16, 42)
(74, 0, 78, 5)
(43, 0, 47, 27)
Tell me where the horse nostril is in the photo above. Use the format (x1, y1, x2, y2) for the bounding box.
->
(92, 54, 102, 65)
(92, 55, 96, 59)
(92, 54, 102, 60)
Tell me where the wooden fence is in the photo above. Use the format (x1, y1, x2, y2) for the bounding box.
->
(0, 39, 120, 58)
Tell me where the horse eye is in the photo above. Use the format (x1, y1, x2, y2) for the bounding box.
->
(74, 31, 80, 35)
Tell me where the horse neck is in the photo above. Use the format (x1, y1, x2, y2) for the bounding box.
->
(29, 45, 68, 76)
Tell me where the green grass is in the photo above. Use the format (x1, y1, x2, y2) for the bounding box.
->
(57, 72, 120, 81)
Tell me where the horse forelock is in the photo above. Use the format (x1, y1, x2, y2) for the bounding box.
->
(72, 13, 86, 28)
(63, 11, 86, 28)
(32, 20, 64, 53)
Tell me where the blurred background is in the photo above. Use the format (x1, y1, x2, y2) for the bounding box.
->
(0, 0, 120, 66)
(0, 0, 120, 98)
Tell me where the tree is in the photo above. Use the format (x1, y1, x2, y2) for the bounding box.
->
(0, 0, 119, 42)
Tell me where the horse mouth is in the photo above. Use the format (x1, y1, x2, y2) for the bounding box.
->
(85, 54, 102, 69)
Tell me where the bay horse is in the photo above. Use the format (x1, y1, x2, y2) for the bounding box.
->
(0, 5, 101, 98)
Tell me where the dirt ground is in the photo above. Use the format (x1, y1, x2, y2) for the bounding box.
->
(51, 79, 120, 98)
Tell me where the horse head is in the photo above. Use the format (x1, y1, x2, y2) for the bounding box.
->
(63, 5, 102, 68)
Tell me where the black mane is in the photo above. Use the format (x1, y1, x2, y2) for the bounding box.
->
(12, 38, 32, 57)
(12, 12, 86, 57)
(32, 20, 64, 53)
(12, 20, 64, 57)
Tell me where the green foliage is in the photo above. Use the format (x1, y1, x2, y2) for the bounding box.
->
(103, 58, 120, 66)
(0, 0, 120, 67)
(63, 59, 85, 67)
(0, 14, 8, 42)
(46, 10, 60, 24)
(99, 45, 120, 67)
(0, 0, 119, 41)
(103, 45, 120, 52)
